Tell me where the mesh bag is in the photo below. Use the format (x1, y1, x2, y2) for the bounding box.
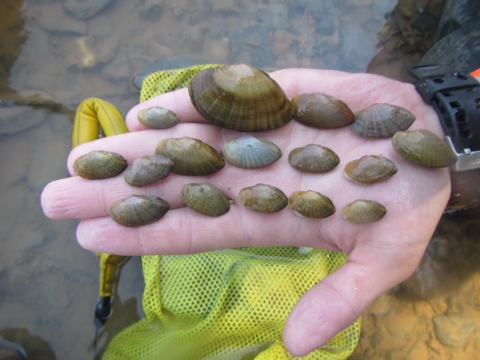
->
(103, 65, 361, 359)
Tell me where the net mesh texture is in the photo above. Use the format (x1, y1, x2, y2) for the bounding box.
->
(104, 65, 361, 360)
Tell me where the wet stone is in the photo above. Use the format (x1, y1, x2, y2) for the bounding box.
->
(0, 105, 48, 135)
(64, 0, 117, 20)
(39, 5, 87, 35)
(433, 313, 476, 347)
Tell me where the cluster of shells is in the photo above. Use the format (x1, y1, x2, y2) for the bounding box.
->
(73, 64, 458, 227)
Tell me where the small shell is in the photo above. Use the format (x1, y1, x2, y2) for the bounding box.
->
(288, 144, 340, 173)
(188, 64, 295, 132)
(342, 200, 386, 224)
(222, 135, 282, 169)
(123, 155, 174, 187)
(155, 137, 225, 175)
(288, 191, 335, 219)
(344, 155, 398, 185)
(110, 195, 170, 227)
(291, 93, 354, 129)
(351, 103, 416, 138)
(238, 184, 288, 213)
(182, 182, 231, 217)
(73, 150, 127, 180)
(137, 106, 180, 129)
(392, 130, 458, 167)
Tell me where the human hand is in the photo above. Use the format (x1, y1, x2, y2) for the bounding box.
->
(41, 68, 450, 356)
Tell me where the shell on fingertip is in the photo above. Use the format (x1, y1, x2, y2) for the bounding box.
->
(238, 184, 288, 213)
(73, 150, 128, 180)
(109, 195, 170, 227)
(222, 135, 282, 169)
(342, 199, 386, 224)
(351, 103, 415, 138)
(137, 106, 180, 129)
(288, 191, 335, 219)
(288, 144, 340, 173)
(123, 155, 174, 187)
(182, 182, 231, 217)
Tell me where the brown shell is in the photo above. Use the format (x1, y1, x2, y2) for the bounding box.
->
(73, 150, 127, 180)
(238, 184, 288, 213)
(110, 195, 170, 227)
(137, 106, 180, 129)
(291, 93, 354, 129)
(342, 200, 386, 224)
(222, 135, 282, 169)
(351, 103, 416, 138)
(288, 144, 340, 173)
(392, 130, 458, 167)
(288, 191, 335, 219)
(155, 137, 225, 175)
(344, 155, 398, 185)
(182, 182, 231, 217)
(123, 155, 174, 187)
(188, 64, 295, 132)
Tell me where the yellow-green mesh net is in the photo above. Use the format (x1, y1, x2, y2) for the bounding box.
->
(103, 65, 361, 360)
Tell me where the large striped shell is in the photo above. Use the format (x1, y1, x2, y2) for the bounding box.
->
(73, 150, 127, 180)
(222, 135, 282, 169)
(238, 184, 288, 213)
(392, 130, 458, 167)
(155, 137, 225, 175)
(351, 103, 415, 138)
(288, 144, 340, 173)
(291, 93, 354, 129)
(188, 64, 295, 132)
(182, 182, 231, 217)
(110, 195, 170, 227)
(288, 191, 335, 219)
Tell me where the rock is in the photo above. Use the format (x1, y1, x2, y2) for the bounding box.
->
(0, 184, 26, 240)
(230, 24, 272, 68)
(433, 313, 476, 347)
(0, 133, 33, 190)
(102, 47, 130, 81)
(140, 0, 162, 20)
(0, 105, 48, 135)
(256, 4, 289, 30)
(62, 35, 119, 69)
(64, 0, 117, 20)
(407, 340, 429, 360)
(171, 1, 188, 18)
(211, 0, 237, 15)
(39, 5, 87, 35)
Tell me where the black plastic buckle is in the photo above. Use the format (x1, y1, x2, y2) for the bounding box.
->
(409, 65, 480, 171)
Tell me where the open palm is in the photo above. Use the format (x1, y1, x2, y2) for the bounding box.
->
(41, 68, 450, 356)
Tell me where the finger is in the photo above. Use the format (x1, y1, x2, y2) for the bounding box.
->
(282, 238, 429, 356)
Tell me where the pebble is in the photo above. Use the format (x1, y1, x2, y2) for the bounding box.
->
(433, 313, 476, 347)
(64, 0, 117, 20)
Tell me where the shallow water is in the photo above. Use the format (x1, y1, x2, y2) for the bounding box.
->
(0, 0, 479, 359)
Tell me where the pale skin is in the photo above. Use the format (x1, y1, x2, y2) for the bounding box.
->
(41, 69, 450, 356)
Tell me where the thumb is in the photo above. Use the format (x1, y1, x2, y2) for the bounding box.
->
(282, 246, 422, 356)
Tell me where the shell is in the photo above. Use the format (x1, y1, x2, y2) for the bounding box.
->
(155, 137, 225, 175)
(288, 191, 335, 219)
(351, 103, 416, 138)
(73, 150, 127, 180)
(222, 135, 282, 169)
(342, 200, 386, 224)
(188, 63, 295, 132)
(288, 144, 340, 173)
(291, 93, 354, 129)
(344, 155, 398, 185)
(182, 182, 231, 217)
(137, 106, 180, 129)
(392, 129, 458, 167)
(238, 184, 288, 213)
(110, 195, 170, 227)
(123, 155, 174, 187)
